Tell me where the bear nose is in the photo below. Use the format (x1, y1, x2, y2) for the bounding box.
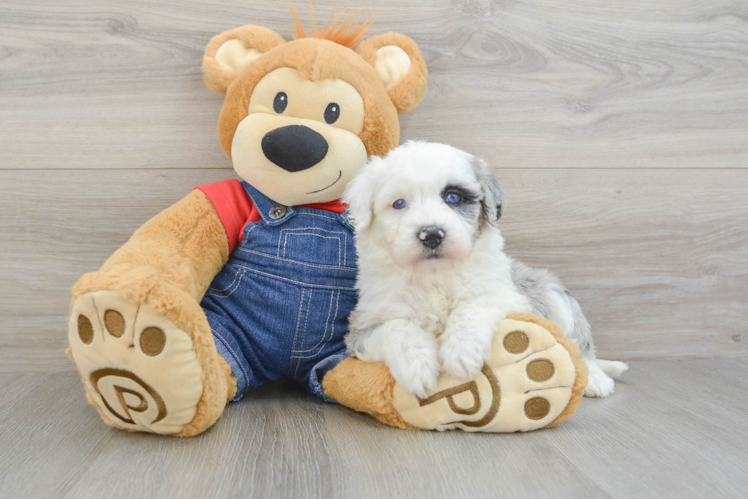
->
(261, 125, 329, 172)
(418, 227, 445, 249)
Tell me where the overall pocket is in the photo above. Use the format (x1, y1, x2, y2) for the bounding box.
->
(290, 287, 357, 375)
(278, 226, 352, 268)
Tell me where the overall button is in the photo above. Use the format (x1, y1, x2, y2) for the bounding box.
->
(269, 204, 287, 219)
(346, 215, 356, 226)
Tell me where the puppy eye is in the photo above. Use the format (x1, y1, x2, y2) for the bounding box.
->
(273, 92, 288, 114)
(324, 103, 340, 124)
(393, 199, 407, 210)
(445, 192, 462, 204)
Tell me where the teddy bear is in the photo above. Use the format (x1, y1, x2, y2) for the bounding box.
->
(67, 9, 587, 437)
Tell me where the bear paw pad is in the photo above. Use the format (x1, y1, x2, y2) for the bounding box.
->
(392, 318, 579, 432)
(69, 291, 203, 434)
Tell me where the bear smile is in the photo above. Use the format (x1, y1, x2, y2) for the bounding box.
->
(307, 170, 342, 194)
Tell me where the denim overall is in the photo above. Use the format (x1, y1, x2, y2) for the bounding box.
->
(200, 182, 357, 402)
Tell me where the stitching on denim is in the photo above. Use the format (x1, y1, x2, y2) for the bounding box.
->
(235, 248, 356, 272)
(291, 288, 307, 374)
(293, 210, 355, 262)
(277, 226, 347, 263)
(205, 270, 246, 298)
(280, 227, 339, 249)
(329, 290, 341, 356)
(295, 211, 339, 221)
(293, 290, 314, 376)
(292, 288, 332, 357)
(298, 211, 354, 257)
(304, 290, 312, 346)
(302, 289, 313, 360)
(205, 268, 243, 293)
(283, 232, 342, 266)
(293, 289, 315, 376)
(239, 221, 264, 247)
(342, 233, 347, 265)
(232, 264, 357, 290)
(211, 327, 250, 387)
(292, 289, 340, 360)
(279, 225, 348, 236)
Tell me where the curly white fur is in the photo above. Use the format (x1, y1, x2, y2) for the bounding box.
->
(344, 141, 627, 398)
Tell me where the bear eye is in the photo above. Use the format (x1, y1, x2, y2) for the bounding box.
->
(445, 192, 462, 205)
(273, 92, 288, 114)
(324, 103, 340, 124)
(393, 199, 407, 210)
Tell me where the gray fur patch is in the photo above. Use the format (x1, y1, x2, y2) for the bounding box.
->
(469, 157, 504, 224)
(440, 183, 482, 237)
(454, 201, 482, 235)
(511, 260, 596, 359)
(453, 199, 481, 221)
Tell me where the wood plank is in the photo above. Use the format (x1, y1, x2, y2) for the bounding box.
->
(2, 0, 746, 497)
(0, 168, 746, 372)
(1, 0, 747, 171)
(547, 359, 748, 497)
(0, 373, 116, 498)
(0, 169, 234, 373)
(500, 168, 748, 360)
(0, 360, 746, 497)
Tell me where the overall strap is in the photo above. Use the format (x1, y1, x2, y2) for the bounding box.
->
(240, 181, 296, 226)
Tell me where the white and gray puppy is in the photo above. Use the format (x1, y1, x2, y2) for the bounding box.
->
(343, 141, 627, 398)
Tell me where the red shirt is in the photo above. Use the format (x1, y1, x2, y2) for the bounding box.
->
(195, 180, 347, 254)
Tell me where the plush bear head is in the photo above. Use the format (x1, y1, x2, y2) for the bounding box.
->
(202, 10, 428, 206)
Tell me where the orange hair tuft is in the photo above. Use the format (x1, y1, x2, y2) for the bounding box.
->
(289, 2, 375, 49)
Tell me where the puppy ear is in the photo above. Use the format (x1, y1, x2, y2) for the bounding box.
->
(343, 156, 384, 232)
(203, 25, 285, 95)
(356, 33, 428, 115)
(470, 157, 505, 224)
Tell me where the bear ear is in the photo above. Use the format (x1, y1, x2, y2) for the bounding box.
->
(203, 25, 286, 95)
(356, 32, 428, 115)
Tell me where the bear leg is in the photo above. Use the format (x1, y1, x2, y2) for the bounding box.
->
(68, 266, 236, 437)
(323, 312, 587, 432)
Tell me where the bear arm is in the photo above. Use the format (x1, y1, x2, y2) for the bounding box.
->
(92, 190, 229, 302)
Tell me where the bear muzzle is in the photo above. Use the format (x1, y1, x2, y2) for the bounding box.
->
(261, 125, 329, 172)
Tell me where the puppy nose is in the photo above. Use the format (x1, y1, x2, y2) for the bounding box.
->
(261, 125, 329, 172)
(419, 227, 445, 249)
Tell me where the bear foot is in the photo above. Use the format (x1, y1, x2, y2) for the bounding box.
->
(393, 315, 584, 431)
(69, 291, 207, 435)
(324, 313, 587, 432)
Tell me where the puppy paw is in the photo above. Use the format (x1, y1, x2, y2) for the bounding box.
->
(584, 360, 616, 398)
(597, 359, 629, 379)
(439, 335, 491, 379)
(388, 346, 439, 398)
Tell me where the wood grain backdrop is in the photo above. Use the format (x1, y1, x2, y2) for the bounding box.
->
(1, 0, 747, 372)
(3, 361, 747, 497)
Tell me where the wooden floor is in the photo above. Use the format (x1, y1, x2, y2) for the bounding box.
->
(1, 360, 747, 498)
(1, 0, 747, 497)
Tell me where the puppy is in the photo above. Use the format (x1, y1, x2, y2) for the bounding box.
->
(343, 141, 627, 398)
